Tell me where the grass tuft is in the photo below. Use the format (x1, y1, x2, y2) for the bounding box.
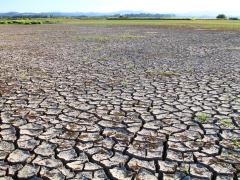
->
(196, 112, 209, 123)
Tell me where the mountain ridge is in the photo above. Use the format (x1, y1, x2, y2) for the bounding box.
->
(0, 11, 238, 18)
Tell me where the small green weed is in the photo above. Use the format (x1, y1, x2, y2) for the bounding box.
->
(232, 139, 240, 148)
(20, 72, 28, 80)
(146, 69, 157, 78)
(220, 119, 234, 128)
(183, 165, 190, 175)
(122, 80, 129, 88)
(196, 112, 209, 123)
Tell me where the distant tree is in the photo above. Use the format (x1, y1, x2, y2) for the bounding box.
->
(118, 16, 128, 19)
(216, 14, 227, 19)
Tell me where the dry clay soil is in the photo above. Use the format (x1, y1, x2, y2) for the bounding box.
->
(0, 25, 240, 180)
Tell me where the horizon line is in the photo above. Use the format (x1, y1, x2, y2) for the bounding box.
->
(0, 11, 239, 16)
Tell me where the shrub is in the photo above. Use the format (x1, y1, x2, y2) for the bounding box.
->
(12, 20, 20, 24)
(0, 21, 8, 24)
(229, 17, 239, 20)
(31, 21, 42, 24)
(24, 21, 32, 25)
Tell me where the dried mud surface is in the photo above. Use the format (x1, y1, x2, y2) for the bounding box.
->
(0, 25, 240, 179)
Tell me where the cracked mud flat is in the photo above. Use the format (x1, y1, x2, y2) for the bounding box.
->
(0, 25, 240, 179)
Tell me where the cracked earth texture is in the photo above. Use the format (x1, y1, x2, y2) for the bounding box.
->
(0, 25, 240, 180)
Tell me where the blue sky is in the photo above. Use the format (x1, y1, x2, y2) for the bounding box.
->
(0, 0, 239, 15)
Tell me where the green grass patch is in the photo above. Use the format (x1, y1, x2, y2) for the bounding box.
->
(0, 19, 58, 25)
(58, 19, 240, 31)
(0, 18, 240, 31)
(10, 19, 240, 31)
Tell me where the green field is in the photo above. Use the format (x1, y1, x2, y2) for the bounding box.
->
(0, 18, 240, 31)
